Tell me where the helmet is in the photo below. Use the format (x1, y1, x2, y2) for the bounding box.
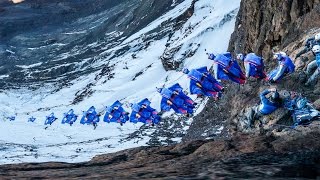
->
(156, 87, 162, 93)
(273, 53, 282, 61)
(312, 45, 320, 53)
(236, 53, 244, 61)
(208, 53, 216, 60)
(182, 68, 190, 74)
(279, 51, 287, 56)
(315, 33, 320, 41)
(270, 91, 280, 102)
(273, 54, 279, 60)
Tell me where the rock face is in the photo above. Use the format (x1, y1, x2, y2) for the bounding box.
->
(226, 0, 320, 131)
(228, 0, 320, 58)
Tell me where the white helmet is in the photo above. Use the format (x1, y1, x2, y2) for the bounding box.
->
(236, 53, 244, 61)
(273, 52, 287, 60)
(279, 51, 287, 56)
(312, 45, 320, 53)
(315, 33, 320, 41)
(273, 53, 282, 60)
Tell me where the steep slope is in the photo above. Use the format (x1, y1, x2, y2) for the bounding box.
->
(0, 0, 181, 88)
(0, 0, 240, 164)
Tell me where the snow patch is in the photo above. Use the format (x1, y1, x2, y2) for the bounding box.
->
(16, 63, 43, 69)
(0, 75, 9, 79)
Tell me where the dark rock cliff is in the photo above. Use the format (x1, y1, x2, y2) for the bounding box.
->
(1, 126, 320, 179)
(228, 0, 320, 58)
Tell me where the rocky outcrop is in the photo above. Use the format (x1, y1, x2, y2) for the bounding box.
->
(0, 125, 319, 179)
(186, 0, 320, 140)
(160, 0, 196, 71)
(227, 0, 320, 130)
(228, 0, 320, 58)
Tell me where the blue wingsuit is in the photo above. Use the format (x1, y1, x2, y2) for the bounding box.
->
(104, 100, 129, 125)
(44, 113, 57, 125)
(267, 54, 295, 82)
(159, 83, 196, 114)
(243, 53, 266, 79)
(186, 67, 224, 98)
(80, 106, 100, 125)
(61, 109, 78, 126)
(258, 90, 282, 115)
(130, 98, 161, 125)
(209, 52, 246, 84)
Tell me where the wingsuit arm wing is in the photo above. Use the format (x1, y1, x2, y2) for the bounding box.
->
(161, 98, 172, 111)
(273, 64, 286, 81)
(190, 80, 204, 95)
(244, 62, 251, 78)
(213, 63, 219, 80)
(260, 89, 271, 104)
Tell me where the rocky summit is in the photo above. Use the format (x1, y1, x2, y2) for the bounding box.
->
(0, 0, 320, 179)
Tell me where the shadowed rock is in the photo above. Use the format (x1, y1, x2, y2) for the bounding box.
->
(0, 127, 319, 179)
